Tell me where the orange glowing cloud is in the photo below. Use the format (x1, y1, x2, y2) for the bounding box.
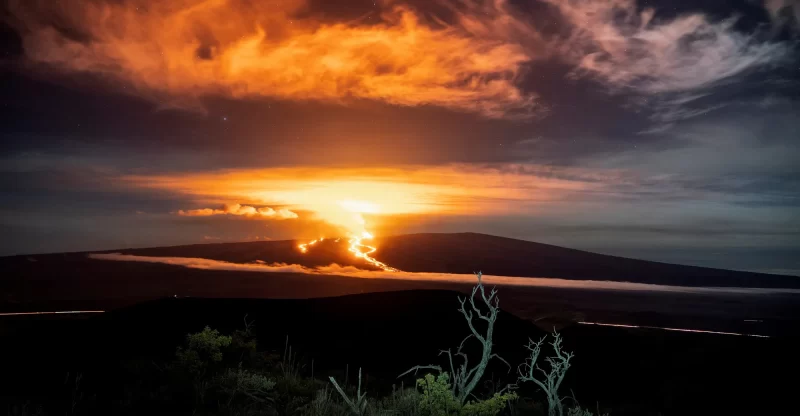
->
(7, 0, 542, 118)
(178, 203, 298, 219)
(124, 164, 605, 235)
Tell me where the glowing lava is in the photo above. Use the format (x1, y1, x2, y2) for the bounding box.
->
(297, 200, 399, 272)
(298, 237, 324, 254)
(347, 231, 399, 272)
(297, 233, 398, 272)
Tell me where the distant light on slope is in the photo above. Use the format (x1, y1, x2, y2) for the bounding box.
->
(0, 310, 105, 317)
(578, 321, 770, 338)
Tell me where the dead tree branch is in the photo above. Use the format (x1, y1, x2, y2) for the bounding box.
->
(517, 332, 574, 416)
(399, 271, 510, 405)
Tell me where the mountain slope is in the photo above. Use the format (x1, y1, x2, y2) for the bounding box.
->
(375, 233, 799, 287)
(93, 232, 800, 288)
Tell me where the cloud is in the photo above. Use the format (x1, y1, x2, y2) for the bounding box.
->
(765, 0, 800, 28)
(547, 0, 791, 95)
(124, 164, 613, 223)
(122, 158, 799, 244)
(6, 0, 792, 124)
(542, 0, 794, 129)
(88, 253, 800, 295)
(5, 0, 542, 119)
(178, 203, 298, 219)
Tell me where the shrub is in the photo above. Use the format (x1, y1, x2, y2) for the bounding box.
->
(417, 373, 460, 415)
(175, 326, 233, 376)
(416, 372, 516, 416)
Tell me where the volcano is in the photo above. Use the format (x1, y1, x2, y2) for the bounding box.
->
(18, 232, 795, 289)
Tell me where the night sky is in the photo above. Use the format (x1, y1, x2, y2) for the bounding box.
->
(1, 0, 798, 275)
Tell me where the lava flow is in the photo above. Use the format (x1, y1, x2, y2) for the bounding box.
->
(347, 231, 399, 272)
(298, 237, 324, 253)
(297, 232, 398, 272)
(297, 200, 399, 272)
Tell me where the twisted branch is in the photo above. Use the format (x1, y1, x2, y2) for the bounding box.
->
(399, 271, 511, 405)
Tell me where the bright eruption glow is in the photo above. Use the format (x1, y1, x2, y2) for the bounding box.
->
(297, 200, 399, 272)
(125, 165, 603, 269)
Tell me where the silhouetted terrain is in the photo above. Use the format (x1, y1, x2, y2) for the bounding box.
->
(82, 232, 800, 287)
(3, 235, 800, 414)
(3, 248, 800, 337)
(376, 233, 800, 287)
(1, 291, 798, 415)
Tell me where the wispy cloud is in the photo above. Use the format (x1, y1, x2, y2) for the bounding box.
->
(5, 0, 792, 123)
(88, 253, 800, 295)
(5, 0, 542, 119)
(765, 0, 800, 28)
(178, 203, 298, 219)
(548, 0, 791, 94)
(544, 0, 793, 128)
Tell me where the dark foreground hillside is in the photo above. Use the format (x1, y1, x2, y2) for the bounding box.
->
(3, 253, 799, 338)
(1, 290, 798, 415)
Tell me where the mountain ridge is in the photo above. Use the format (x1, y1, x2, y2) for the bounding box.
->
(103, 232, 800, 287)
(3, 232, 797, 288)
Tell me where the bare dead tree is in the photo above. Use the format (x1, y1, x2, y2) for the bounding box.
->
(517, 332, 574, 416)
(399, 271, 511, 405)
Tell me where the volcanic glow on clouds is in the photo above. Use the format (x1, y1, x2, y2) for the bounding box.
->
(11, 0, 793, 268)
(7, 0, 540, 119)
(8, 0, 788, 120)
(124, 164, 605, 271)
(125, 164, 601, 246)
(125, 164, 600, 221)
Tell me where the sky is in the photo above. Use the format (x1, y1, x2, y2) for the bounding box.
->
(0, 0, 798, 274)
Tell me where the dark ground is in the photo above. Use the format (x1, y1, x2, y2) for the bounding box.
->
(1, 291, 799, 416)
(2, 236, 800, 415)
(2, 253, 800, 336)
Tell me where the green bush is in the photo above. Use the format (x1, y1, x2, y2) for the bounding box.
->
(417, 373, 461, 415)
(416, 372, 516, 416)
(175, 326, 233, 376)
